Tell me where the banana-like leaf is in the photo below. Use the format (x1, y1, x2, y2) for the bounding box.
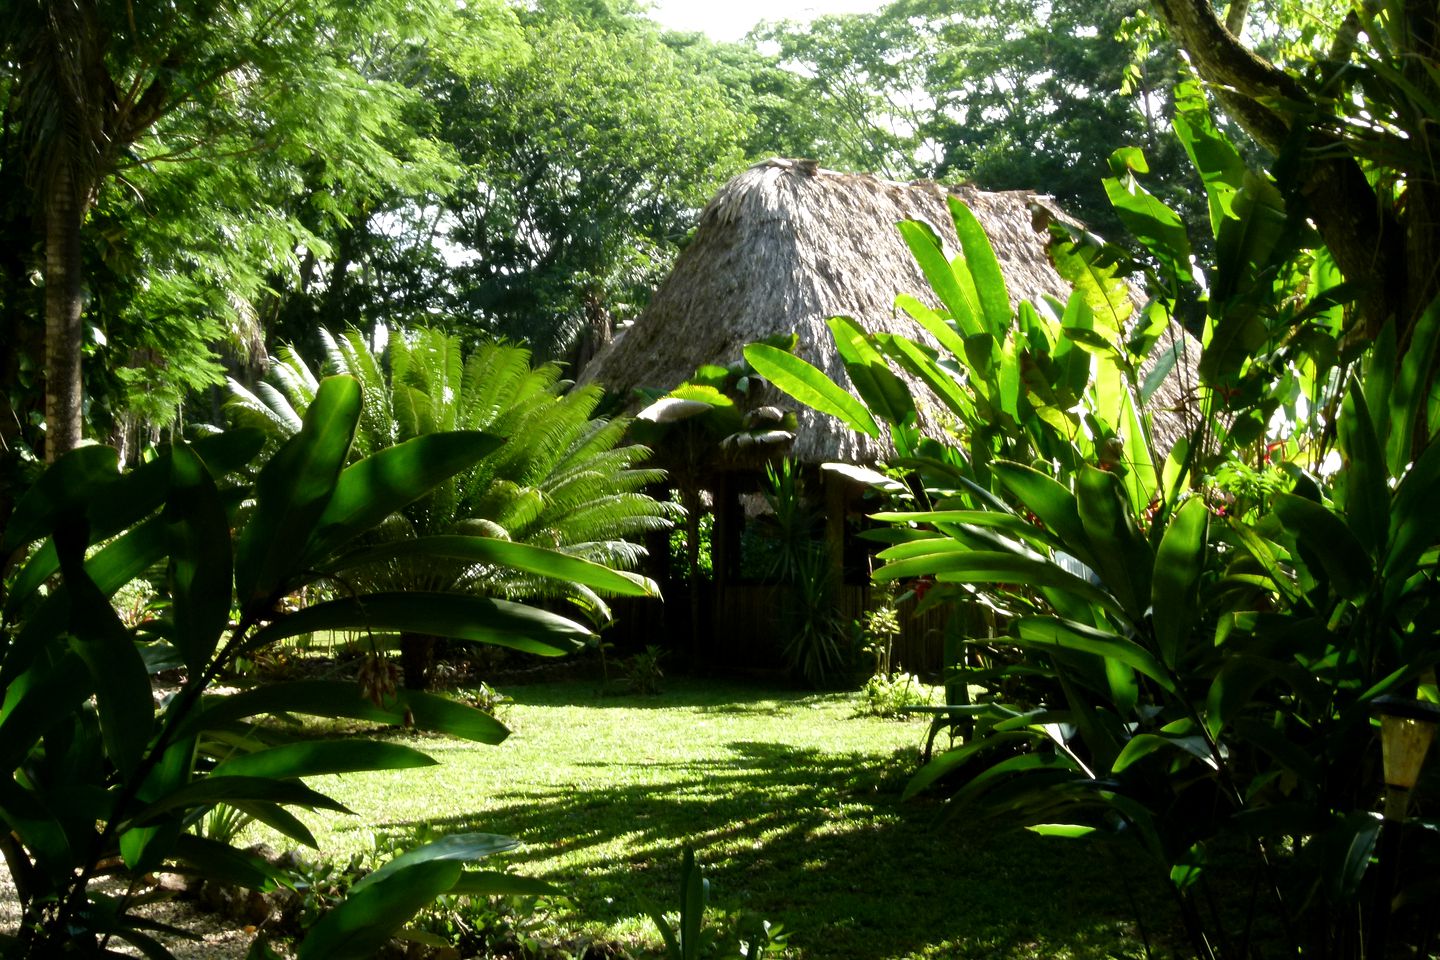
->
(323, 536, 657, 598)
(1103, 172, 1192, 288)
(947, 197, 1012, 337)
(875, 549, 1124, 619)
(992, 462, 1100, 572)
(901, 729, 1038, 800)
(879, 334, 975, 422)
(1027, 823, 1099, 839)
(1075, 467, 1153, 621)
(897, 220, 982, 337)
(1385, 436, 1440, 584)
(235, 376, 361, 612)
(169, 834, 285, 892)
(1, 445, 118, 552)
(211, 741, 436, 780)
(303, 431, 505, 565)
(827, 315, 916, 427)
(352, 832, 520, 893)
(895, 293, 968, 358)
(297, 860, 461, 959)
(191, 681, 509, 745)
(449, 871, 558, 897)
(231, 801, 319, 849)
(1337, 379, 1390, 558)
(56, 533, 152, 778)
(743, 343, 879, 437)
(1111, 731, 1216, 773)
(3, 432, 262, 616)
(131, 776, 352, 826)
(1387, 294, 1440, 472)
(247, 593, 591, 656)
(165, 443, 232, 672)
(1014, 617, 1176, 693)
(1151, 497, 1209, 669)
(1273, 494, 1372, 601)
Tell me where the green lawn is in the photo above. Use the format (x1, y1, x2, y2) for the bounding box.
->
(287, 678, 1163, 959)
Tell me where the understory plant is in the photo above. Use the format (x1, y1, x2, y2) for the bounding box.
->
(0, 375, 645, 957)
(229, 327, 674, 688)
(750, 79, 1440, 959)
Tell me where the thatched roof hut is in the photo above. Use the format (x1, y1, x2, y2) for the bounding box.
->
(580, 157, 1196, 465)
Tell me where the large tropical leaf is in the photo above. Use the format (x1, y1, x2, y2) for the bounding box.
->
(247, 593, 592, 656)
(743, 343, 879, 437)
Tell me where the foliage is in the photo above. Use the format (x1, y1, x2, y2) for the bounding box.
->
(228, 326, 674, 686)
(648, 847, 786, 960)
(857, 673, 932, 720)
(0, 375, 604, 957)
(623, 645, 668, 696)
(751, 0, 1203, 239)
(753, 72, 1440, 955)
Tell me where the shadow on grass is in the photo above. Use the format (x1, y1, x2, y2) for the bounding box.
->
(364, 735, 1170, 960)
(495, 678, 827, 714)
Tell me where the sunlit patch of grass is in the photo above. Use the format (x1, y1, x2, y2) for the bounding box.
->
(268, 678, 1168, 959)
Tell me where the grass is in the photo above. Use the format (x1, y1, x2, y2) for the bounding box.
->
(275, 677, 1165, 959)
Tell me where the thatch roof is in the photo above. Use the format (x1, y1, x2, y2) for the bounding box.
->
(581, 157, 1196, 465)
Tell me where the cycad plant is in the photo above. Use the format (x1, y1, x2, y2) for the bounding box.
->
(230, 326, 677, 687)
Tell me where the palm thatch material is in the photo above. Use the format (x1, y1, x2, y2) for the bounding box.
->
(581, 157, 1196, 464)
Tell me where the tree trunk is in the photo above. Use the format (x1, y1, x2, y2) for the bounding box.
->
(42, 164, 86, 462)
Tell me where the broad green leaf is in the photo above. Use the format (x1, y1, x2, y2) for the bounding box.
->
(1075, 466, 1153, 620)
(743, 343, 879, 437)
(1273, 494, 1372, 601)
(1103, 173, 1191, 288)
(247, 593, 591, 656)
(827, 316, 916, 427)
(1026, 824, 1099, 839)
(879, 334, 976, 422)
(947, 197, 1011, 337)
(902, 731, 1036, 800)
(992, 462, 1099, 571)
(1111, 731, 1216, 773)
(1171, 79, 1247, 234)
(1015, 617, 1176, 693)
(449, 872, 558, 898)
(895, 293, 968, 358)
(1151, 497, 1209, 669)
(352, 832, 520, 893)
(169, 835, 284, 892)
(1337, 379, 1389, 557)
(1388, 294, 1440, 471)
(897, 220, 982, 337)
(323, 536, 657, 598)
(231, 801, 319, 849)
(56, 533, 153, 777)
(1385, 436, 1440, 583)
(1, 445, 119, 552)
(211, 741, 436, 780)
(3, 431, 262, 617)
(875, 549, 1125, 619)
(235, 376, 361, 612)
(192, 681, 509, 745)
(303, 431, 505, 564)
(131, 776, 351, 825)
(1047, 237, 1133, 333)
(165, 443, 232, 672)
(298, 860, 461, 959)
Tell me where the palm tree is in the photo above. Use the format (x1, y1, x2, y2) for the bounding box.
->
(230, 325, 677, 687)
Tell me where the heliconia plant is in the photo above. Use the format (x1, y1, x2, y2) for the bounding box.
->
(750, 80, 1440, 958)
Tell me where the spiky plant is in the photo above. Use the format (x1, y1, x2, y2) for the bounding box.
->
(230, 326, 677, 687)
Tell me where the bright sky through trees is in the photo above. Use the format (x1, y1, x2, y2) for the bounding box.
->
(649, 0, 886, 41)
